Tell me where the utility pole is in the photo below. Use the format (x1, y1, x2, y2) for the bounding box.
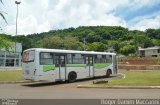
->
(15, 1, 21, 35)
(15, 1, 21, 66)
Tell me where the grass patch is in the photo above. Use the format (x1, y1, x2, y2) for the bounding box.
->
(94, 71, 160, 86)
(0, 70, 23, 81)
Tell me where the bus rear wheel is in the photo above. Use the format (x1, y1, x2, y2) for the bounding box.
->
(106, 69, 111, 78)
(68, 72, 77, 83)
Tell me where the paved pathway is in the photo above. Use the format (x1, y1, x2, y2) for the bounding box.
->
(0, 76, 160, 99)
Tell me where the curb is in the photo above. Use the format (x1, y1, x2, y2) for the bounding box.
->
(92, 73, 125, 84)
(0, 81, 31, 84)
(77, 84, 160, 89)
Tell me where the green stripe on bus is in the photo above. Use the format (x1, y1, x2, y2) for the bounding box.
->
(94, 63, 111, 69)
(66, 64, 86, 67)
(43, 65, 55, 72)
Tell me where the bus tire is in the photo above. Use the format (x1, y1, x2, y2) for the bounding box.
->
(106, 69, 111, 78)
(68, 72, 77, 83)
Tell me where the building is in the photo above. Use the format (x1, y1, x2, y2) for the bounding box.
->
(0, 42, 22, 67)
(139, 46, 160, 57)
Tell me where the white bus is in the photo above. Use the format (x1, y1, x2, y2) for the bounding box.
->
(22, 48, 118, 82)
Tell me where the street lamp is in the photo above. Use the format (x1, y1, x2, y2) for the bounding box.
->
(14, 1, 21, 67)
(15, 1, 21, 35)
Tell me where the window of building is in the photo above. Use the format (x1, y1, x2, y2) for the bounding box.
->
(0, 42, 22, 67)
(40, 52, 54, 65)
(5, 59, 14, 66)
(140, 51, 145, 57)
(16, 59, 19, 66)
(6, 52, 15, 58)
(0, 59, 5, 66)
(158, 49, 160, 53)
(153, 50, 157, 53)
(0, 51, 5, 57)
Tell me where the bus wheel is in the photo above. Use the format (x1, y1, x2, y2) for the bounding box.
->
(68, 72, 77, 83)
(106, 69, 111, 78)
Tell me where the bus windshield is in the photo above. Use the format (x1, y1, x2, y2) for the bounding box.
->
(22, 50, 35, 62)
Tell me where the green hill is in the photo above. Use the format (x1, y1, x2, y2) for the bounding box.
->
(1, 26, 160, 56)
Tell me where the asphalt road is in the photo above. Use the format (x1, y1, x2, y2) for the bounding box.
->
(0, 76, 160, 99)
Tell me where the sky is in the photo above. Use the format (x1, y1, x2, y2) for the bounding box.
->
(0, 0, 160, 35)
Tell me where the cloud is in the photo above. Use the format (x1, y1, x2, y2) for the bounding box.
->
(18, 15, 51, 35)
(1, 0, 160, 35)
(4, 15, 51, 35)
(2, 0, 129, 35)
(130, 15, 160, 31)
(47, 0, 127, 29)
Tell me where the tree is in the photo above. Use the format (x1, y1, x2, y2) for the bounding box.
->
(12, 35, 34, 51)
(133, 34, 153, 48)
(63, 36, 83, 50)
(120, 45, 136, 56)
(0, 35, 11, 51)
(152, 39, 160, 46)
(87, 42, 108, 52)
(146, 29, 156, 38)
(1, 25, 160, 56)
(108, 40, 120, 52)
(42, 36, 62, 49)
(86, 31, 102, 43)
(0, 1, 11, 50)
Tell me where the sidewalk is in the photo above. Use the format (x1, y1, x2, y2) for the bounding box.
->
(77, 84, 160, 89)
(0, 80, 31, 84)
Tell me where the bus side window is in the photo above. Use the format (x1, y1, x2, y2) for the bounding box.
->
(40, 52, 54, 65)
(55, 56, 59, 67)
(94, 55, 108, 64)
(67, 54, 72, 64)
(60, 56, 65, 67)
(106, 55, 112, 63)
(72, 54, 85, 64)
(86, 56, 93, 66)
(90, 57, 93, 66)
(86, 57, 89, 65)
(61, 61, 65, 67)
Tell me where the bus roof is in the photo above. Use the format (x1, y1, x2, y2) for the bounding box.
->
(24, 48, 116, 55)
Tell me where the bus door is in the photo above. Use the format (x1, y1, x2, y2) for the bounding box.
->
(55, 55, 66, 80)
(112, 55, 117, 74)
(86, 56, 94, 77)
